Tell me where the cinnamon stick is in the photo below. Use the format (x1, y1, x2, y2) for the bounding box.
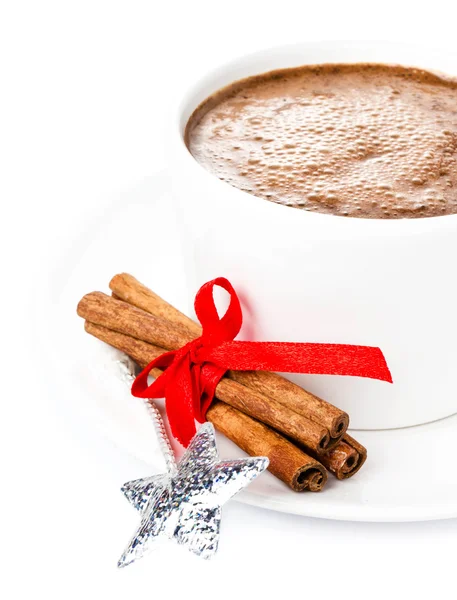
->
(84, 321, 327, 492)
(84, 320, 164, 378)
(206, 402, 327, 492)
(78, 309, 330, 453)
(318, 434, 367, 480)
(109, 273, 348, 439)
(229, 370, 348, 440)
(79, 291, 190, 350)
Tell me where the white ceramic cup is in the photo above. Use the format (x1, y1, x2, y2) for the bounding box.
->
(169, 41, 457, 430)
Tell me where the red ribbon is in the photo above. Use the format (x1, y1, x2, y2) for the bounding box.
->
(131, 277, 392, 447)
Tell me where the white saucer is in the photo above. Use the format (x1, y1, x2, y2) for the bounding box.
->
(42, 171, 457, 522)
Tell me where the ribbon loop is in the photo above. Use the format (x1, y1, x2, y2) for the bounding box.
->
(131, 277, 392, 447)
(194, 277, 243, 344)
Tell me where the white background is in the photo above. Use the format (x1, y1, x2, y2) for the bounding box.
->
(2, 1, 457, 598)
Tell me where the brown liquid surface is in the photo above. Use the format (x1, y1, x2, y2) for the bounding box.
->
(185, 64, 457, 218)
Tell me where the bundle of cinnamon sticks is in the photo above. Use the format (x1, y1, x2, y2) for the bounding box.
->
(77, 273, 367, 492)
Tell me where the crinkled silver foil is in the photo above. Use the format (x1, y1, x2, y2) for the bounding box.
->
(114, 353, 269, 566)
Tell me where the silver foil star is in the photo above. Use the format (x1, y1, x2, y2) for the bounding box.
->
(118, 421, 269, 567)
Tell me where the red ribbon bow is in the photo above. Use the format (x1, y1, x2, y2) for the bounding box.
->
(131, 277, 392, 447)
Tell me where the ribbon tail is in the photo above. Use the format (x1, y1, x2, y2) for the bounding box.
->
(196, 363, 226, 422)
(201, 341, 393, 383)
(190, 364, 203, 423)
(131, 351, 177, 398)
(165, 354, 198, 447)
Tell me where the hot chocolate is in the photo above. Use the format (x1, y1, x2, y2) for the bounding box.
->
(185, 64, 457, 219)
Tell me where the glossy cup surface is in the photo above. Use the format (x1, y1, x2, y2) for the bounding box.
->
(170, 41, 457, 429)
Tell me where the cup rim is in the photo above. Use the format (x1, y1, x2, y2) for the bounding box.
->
(172, 40, 457, 234)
